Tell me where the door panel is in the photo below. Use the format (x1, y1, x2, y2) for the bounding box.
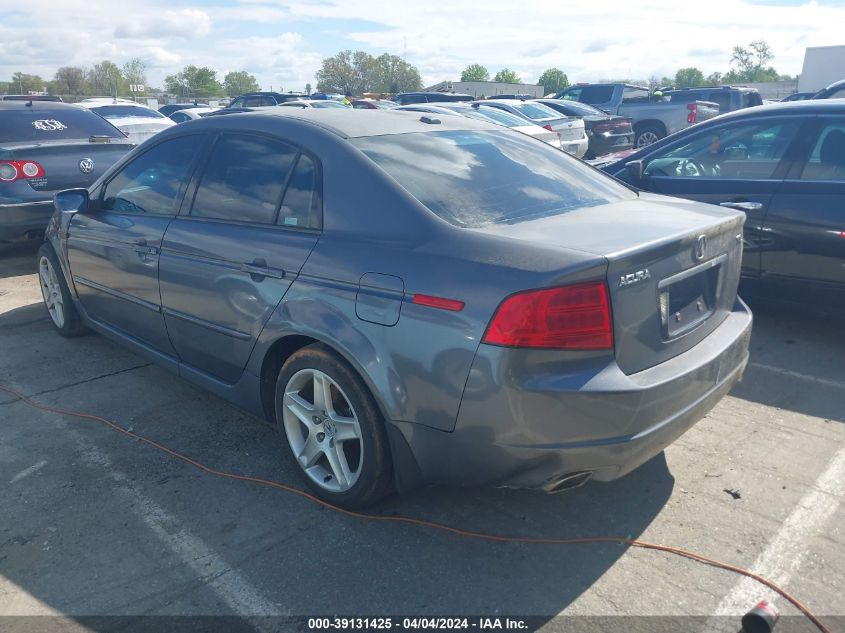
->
(761, 180, 845, 289)
(642, 176, 774, 278)
(159, 220, 318, 382)
(66, 134, 205, 353)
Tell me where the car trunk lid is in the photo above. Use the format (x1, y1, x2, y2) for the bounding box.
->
(476, 194, 745, 374)
(4, 139, 132, 192)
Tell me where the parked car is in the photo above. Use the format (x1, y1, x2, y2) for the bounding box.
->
(0, 101, 132, 242)
(534, 98, 633, 157)
(813, 79, 845, 99)
(481, 99, 589, 157)
(393, 92, 474, 105)
(352, 99, 398, 109)
(1, 95, 63, 102)
(601, 100, 845, 307)
(228, 92, 308, 107)
(663, 86, 763, 113)
(396, 102, 562, 148)
(39, 109, 751, 507)
(279, 100, 351, 109)
(77, 100, 175, 145)
(556, 83, 720, 148)
(781, 92, 816, 102)
(169, 107, 219, 123)
(159, 103, 207, 117)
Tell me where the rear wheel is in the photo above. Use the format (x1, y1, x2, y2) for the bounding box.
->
(37, 243, 86, 337)
(274, 344, 392, 508)
(634, 124, 664, 148)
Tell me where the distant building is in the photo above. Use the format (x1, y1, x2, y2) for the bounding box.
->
(423, 80, 545, 99)
(799, 45, 845, 92)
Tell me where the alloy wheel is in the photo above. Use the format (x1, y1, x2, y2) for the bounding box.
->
(636, 131, 660, 147)
(38, 256, 65, 328)
(282, 368, 364, 492)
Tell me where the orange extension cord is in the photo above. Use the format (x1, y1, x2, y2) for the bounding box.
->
(0, 382, 832, 633)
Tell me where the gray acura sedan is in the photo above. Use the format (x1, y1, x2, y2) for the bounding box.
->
(39, 109, 752, 508)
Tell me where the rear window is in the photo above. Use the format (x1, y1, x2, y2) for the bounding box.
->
(353, 130, 633, 227)
(0, 107, 123, 143)
(89, 105, 165, 119)
(512, 102, 559, 121)
(465, 106, 528, 128)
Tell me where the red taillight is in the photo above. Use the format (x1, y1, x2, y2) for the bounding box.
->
(412, 294, 465, 312)
(543, 124, 553, 131)
(0, 160, 46, 182)
(687, 103, 697, 124)
(482, 282, 613, 350)
(592, 123, 612, 134)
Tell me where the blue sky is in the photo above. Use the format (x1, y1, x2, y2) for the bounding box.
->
(2, 0, 844, 93)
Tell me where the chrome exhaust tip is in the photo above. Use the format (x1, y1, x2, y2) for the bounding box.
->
(542, 470, 593, 494)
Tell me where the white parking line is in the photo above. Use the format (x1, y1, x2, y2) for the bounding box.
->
(748, 362, 845, 391)
(77, 442, 286, 622)
(9, 459, 47, 484)
(712, 446, 845, 617)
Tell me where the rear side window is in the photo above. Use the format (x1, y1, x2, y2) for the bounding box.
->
(799, 119, 845, 180)
(354, 130, 633, 227)
(579, 85, 615, 104)
(279, 154, 321, 229)
(621, 86, 649, 103)
(0, 107, 123, 143)
(190, 134, 297, 224)
(707, 92, 732, 111)
(102, 135, 203, 215)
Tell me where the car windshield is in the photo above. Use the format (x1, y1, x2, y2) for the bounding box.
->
(354, 130, 632, 227)
(511, 101, 560, 121)
(89, 106, 165, 119)
(0, 107, 123, 142)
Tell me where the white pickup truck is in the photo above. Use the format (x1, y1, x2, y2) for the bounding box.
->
(555, 83, 719, 148)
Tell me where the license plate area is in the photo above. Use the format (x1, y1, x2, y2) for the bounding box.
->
(658, 254, 725, 339)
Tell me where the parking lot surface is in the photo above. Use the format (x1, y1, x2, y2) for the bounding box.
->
(1, 241, 843, 631)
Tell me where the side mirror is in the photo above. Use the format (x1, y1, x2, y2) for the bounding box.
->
(626, 159, 645, 183)
(53, 188, 90, 215)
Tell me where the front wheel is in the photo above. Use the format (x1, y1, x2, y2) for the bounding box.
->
(37, 243, 87, 337)
(274, 344, 393, 508)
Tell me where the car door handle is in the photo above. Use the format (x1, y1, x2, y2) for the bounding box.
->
(720, 201, 763, 212)
(240, 261, 285, 280)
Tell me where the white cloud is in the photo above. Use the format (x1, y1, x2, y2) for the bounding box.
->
(114, 9, 212, 39)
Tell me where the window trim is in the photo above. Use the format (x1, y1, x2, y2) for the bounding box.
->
(98, 132, 209, 217)
(641, 115, 810, 183)
(181, 130, 324, 232)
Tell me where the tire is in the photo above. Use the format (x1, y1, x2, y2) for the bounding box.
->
(37, 243, 87, 338)
(634, 124, 664, 148)
(274, 344, 393, 508)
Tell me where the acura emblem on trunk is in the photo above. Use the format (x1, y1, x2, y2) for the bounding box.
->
(79, 158, 94, 174)
(619, 269, 651, 288)
(694, 235, 707, 261)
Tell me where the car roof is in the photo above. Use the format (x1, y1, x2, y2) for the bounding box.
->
(0, 100, 82, 110)
(706, 98, 845, 122)
(195, 108, 499, 138)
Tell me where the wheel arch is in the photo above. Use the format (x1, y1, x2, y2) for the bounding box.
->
(633, 119, 667, 136)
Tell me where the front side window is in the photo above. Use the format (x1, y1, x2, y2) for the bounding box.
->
(799, 119, 845, 180)
(643, 119, 801, 179)
(190, 134, 298, 224)
(354, 130, 633, 228)
(102, 135, 203, 215)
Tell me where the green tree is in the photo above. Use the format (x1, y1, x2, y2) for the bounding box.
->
(674, 67, 706, 88)
(223, 70, 260, 97)
(9, 72, 46, 94)
(87, 60, 125, 96)
(537, 68, 569, 94)
(122, 58, 147, 92)
(315, 50, 373, 95)
(165, 65, 224, 98)
(371, 53, 422, 93)
(461, 64, 489, 82)
(705, 71, 723, 85)
(729, 40, 778, 82)
(493, 68, 521, 84)
(53, 66, 87, 94)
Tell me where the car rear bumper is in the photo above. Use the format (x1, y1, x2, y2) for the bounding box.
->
(389, 298, 752, 492)
(0, 200, 54, 241)
(560, 136, 589, 158)
(589, 133, 634, 157)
